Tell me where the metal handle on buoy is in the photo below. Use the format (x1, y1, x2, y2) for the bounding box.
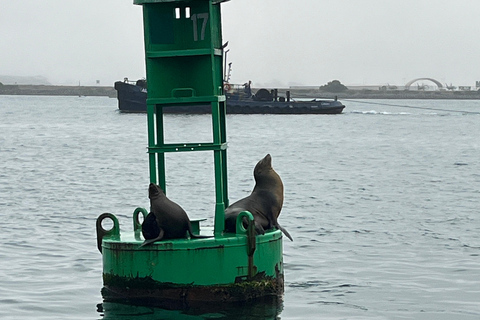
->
(235, 211, 253, 234)
(235, 211, 256, 254)
(132, 207, 148, 231)
(236, 211, 257, 278)
(96, 213, 120, 254)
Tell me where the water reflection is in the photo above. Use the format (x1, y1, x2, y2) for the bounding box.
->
(97, 298, 283, 319)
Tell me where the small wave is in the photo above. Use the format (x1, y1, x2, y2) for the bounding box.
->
(288, 281, 361, 290)
(349, 109, 445, 115)
(349, 110, 412, 115)
(309, 300, 368, 311)
(288, 280, 329, 288)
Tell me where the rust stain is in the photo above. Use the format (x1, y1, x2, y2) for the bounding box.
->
(102, 271, 284, 305)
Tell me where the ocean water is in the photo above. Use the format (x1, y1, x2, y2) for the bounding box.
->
(0, 95, 479, 319)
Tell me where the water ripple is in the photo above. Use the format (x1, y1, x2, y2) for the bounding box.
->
(1, 97, 480, 319)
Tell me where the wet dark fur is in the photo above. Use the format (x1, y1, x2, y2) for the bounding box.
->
(224, 154, 293, 241)
(140, 183, 210, 247)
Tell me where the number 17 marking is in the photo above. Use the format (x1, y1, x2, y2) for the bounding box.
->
(191, 13, 209, 41)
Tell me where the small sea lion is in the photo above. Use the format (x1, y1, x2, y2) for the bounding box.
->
(140, 183, 210, 247)
(141, 211, 160, 242)
(224, 154, 293, 241)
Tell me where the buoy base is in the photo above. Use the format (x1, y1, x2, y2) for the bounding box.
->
(101, 271, 283, 307)
(97, 209, 285, 305)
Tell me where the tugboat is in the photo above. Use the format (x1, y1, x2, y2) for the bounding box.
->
(225, 82, 345, 114)
(114, 78, 345, 114)
(114, 78, 147, 113)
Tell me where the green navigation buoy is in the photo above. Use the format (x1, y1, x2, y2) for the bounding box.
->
(96, 0, 285, 305)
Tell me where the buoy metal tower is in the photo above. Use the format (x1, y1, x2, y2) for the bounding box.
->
(96, 0, 284, 305)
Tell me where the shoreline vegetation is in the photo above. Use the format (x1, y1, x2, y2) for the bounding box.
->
(1, 84, 480, 100)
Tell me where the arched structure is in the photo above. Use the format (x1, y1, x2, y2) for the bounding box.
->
(405, 78, 443, 90)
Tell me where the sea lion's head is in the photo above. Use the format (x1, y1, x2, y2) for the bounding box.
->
(148, 183, 164, 199)
(254, 154, 284, 190)
(254, 154, 273, 178)
(253, 153, 284, 215)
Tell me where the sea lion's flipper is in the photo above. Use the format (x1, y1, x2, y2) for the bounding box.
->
(254, 221, 266, 235)
(275, 223, 293, 241)
(139, 229, 165, 247)
(189, 233, 212, 239)
(187, 225, 213, 239)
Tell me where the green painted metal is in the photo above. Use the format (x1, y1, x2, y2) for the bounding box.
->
(140, 0, 229, 233)
(97, 209, 284, 302)
(135, 0, 230, 4)
(97, 0, 285, 303)
(101, 212, 282, 285)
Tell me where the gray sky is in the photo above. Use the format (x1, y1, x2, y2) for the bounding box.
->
(1, 0, 479, 87)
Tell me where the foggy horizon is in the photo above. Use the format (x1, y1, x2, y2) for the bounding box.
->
(1, 0, 479, 88)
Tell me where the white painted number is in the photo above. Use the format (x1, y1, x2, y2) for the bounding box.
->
(191, 13, 209, 41)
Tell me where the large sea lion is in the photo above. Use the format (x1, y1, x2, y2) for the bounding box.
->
(140, 183, 210, 247)
(224, 154, 293, 241)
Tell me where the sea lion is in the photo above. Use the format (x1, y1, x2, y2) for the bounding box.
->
(224, 154, 293, 241)
(141, 211, 160, 242)
(140, 183, 210, 247)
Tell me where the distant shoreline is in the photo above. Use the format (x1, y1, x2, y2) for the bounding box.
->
(0, 84, 116, 98)
(275, 88, 480, 100)
(1, 84, 480, 100)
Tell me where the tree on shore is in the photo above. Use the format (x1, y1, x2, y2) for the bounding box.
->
(319, 80, 348, 93)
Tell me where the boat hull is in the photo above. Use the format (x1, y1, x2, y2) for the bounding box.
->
(225, 99, 345, 114)
(114, 81, 345, 114)
(114, 81, 147, 113)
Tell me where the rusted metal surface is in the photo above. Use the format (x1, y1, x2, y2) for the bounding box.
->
(102, 266, 284, 307)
